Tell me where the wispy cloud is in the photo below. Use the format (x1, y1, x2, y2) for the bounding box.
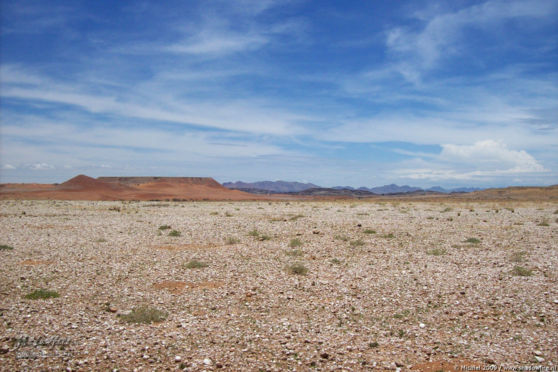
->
(385, 0, 558, 82)
(1, 65, 306, 136)
(1, 1, 556, 187)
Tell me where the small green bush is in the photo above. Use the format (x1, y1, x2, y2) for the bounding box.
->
(118, 306, 167, 324)
(288, 263, 308, 275)
(334, 235, 349, 241)
(168, 230, 181, 237)
(289, 238, 303, 248)
(25, 289, 60, 300)
(158, 225, 171, 230)
(0, 244, 14, 251)
(185, 260, 208, 269)
(511, 265, 533, 277)
(383, 233, 395, 239)
(350, 239, 365, 247)
(330, 258, 341, 264)
(289, 214, 304, 221)
(248, 229, 260, 237)
(427, 248, 447, 256)
(464, 237, 480, 244)
(363, 229, 376, 234)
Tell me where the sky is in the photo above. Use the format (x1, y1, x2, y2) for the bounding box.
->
(1, 0, 557, 188)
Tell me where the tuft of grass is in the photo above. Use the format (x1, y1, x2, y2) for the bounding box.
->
(0, 244, 14, 251)
(168, 230, 181, 237)
(464, 237, 480, 244)
(368, 341, 379, 348)
(225, 212, 233, 217)
(259, 234, 272, 241)
(225, 237, 240, 245)
(383, 233, 395, 239)
(350, 239, 365, 247)
(289, 214, 305, 221)
(334, 235, 349, 241)
(511, 265, 533, 277)
(441, 207, 452, 213)
(95, 238, 107, 243)
(289, 238, 303, 248)
(118, 305, 167, 324)
(363, 229, 376, 234)
(554, 209, 558, 214)
(184, 260, 208, 269)
(427, 248, 447, 256)
(537, 220, 549, 227)
(248, 229, 260, 237)
(286, 249, 303, 257)
(330, 258, 341, 264)
(158, 224, 171, 230)
(510, 251, 527, 263)
(209, 211, 219, 216)
(288, 262, 308, 275)
(24, 289, 60, 300)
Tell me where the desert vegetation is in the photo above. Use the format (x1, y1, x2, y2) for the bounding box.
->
(0, 199, 556, 370)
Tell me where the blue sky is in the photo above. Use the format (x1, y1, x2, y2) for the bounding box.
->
(1, 0, 557, 188)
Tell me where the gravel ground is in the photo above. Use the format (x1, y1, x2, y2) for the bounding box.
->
(1, 200, 557, 371)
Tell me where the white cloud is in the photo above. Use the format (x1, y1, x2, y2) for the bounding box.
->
(29, 163, 55, 170)
(440, 140, 545, 172)
(0, 66, 304, 136)
(2, 164, 16, 170)
(166, 32, 268, 55)
(393, 140, 547, 182)
(0, 119, 290, 170)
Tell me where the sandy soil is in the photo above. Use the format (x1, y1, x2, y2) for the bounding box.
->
(0, 199, 557, 371)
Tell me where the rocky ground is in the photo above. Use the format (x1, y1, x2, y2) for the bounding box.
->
(0, 200, 557, 371)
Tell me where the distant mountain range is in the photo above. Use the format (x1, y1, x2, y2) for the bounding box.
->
(222, 181, 320, 194)
(223, 181, 482, 195)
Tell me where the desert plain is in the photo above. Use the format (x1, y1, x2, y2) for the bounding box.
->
(1, 198, 557, 371)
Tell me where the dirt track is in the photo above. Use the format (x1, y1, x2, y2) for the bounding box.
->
(1, 199, 557, 370)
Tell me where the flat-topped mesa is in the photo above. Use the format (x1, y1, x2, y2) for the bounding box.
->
(58, 174, 126, 191)
(97, 176, 223, 188)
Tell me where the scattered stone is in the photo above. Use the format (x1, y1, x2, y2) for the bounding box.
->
(175, 356, 181, 363)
